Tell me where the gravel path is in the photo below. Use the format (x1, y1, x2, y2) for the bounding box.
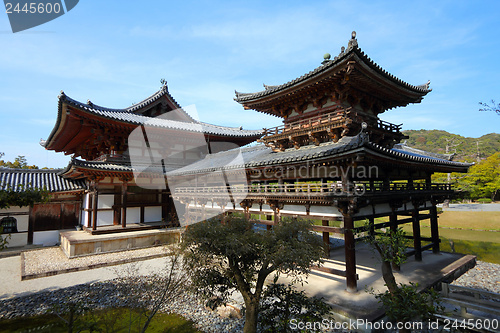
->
(22, 246, 167, 277)
(453, 260, 500, 294)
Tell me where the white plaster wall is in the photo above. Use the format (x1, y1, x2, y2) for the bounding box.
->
(33, 230, 60, 246)
(97, 195, 114, 209)
(7, 232, 28, 247)
(15, 215, 29, 232)
(309, 206, 342, 217)
(281, 205, 307, 215)
(144, 206, 162, 222)
(126, 207, 141, 224)
(97, 211, 114, 226)
(81, 193, 90, 225)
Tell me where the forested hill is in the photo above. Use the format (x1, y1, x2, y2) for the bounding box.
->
(401, 130, 500, 162)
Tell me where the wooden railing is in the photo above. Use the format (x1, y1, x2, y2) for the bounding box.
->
(262, 109, 348, 137)
(174, 182, 452, 196)
(260, 109, 402, 138)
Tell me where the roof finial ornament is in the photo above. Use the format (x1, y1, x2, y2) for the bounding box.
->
(87, 99, 93, 106)
(348, 31, 358, 49)
(160, 78, 168, 90)
(58, 90, 65, 98)
(322, 53, 331, 65)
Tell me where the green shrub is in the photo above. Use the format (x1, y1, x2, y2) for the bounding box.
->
(476, 198, 493, 203)
(259, 282, 331, 333)
(373, 282, 443, 324)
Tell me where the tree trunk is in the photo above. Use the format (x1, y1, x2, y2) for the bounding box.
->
(381, 260, 397, 295)
(243, 300, 259, 333)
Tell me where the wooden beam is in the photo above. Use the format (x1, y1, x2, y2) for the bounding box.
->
(311, 225, 343, 234)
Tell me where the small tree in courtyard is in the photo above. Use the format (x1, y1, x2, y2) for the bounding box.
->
(181, 216, 325, 333)
(366, 226, 443, 332)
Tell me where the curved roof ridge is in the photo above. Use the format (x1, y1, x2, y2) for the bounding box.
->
(235, 31, 432, 102)
(55, 93, 262, 138)
(59, 82, 181, 114)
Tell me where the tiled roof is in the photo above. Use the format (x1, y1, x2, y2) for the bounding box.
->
(56, 92, 262, 138)
(393, 143, 455, 161)
(168, 135, 471, 176)
(0, 168, 86, 192)
(60, 158, 182, 176)
(235, 32, 431, 102)
(68, 159, 135, 172)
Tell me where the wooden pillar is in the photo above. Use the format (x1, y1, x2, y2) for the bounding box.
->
(273, 208, 280, 224)
(322, 220, 330, 256)
(140, 206, 145, 224)
(266, 214, 272, 230)
(87, 192, 93, 228)
(412, 205, 422, 261)
(27, 206, 34, 245)
(113, 189, 121, 225)
(426, 173, 432, 190)
(92, 187, 98, 231)
(430, 203, 440, 254)
(161, 191, 168, 223)
(343, 213, 357, 293)
(121, 182, 128, 228)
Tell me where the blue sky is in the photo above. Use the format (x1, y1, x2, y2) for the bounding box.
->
(0, 0, 499, 168)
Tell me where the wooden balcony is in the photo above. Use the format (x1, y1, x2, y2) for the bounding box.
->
(259, 109, 404, 151)
(173, 182, 453, 204)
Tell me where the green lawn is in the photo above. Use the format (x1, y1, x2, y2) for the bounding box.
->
(0, 308, 201, 333)
(400, 224, 500, 264)
(431, 211, 500, 231)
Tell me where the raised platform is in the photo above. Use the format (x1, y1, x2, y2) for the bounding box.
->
(278, 243, 477, 322)
(60, 227, 182, 258)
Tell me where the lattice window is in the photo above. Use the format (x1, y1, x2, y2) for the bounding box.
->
(1, 217, 18, 233)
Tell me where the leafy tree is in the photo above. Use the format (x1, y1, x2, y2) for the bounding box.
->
(479, 100, 500, 115)
(259, 279, 331, 333)
(365, 227, 443, 332)
(375, 282, 443, 327)
(402, 130, 500, 162)
(0, 185, 48, 209)
(0, 226, 10, 251)
(181, 216, 324, 333)
(0, 153, 39, 169)
(463, 152, 500, 200)
(366, 227, 409, 295)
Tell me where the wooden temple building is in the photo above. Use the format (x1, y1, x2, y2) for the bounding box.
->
(2, 32, 472, 293)
(32, 82, 258, 255)
(169, 32, 472, 292)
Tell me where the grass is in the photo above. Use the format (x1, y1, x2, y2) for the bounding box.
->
(400, 224, 500, 264)
(0, 308, 201, 333)
(432, 211, 500, 231)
